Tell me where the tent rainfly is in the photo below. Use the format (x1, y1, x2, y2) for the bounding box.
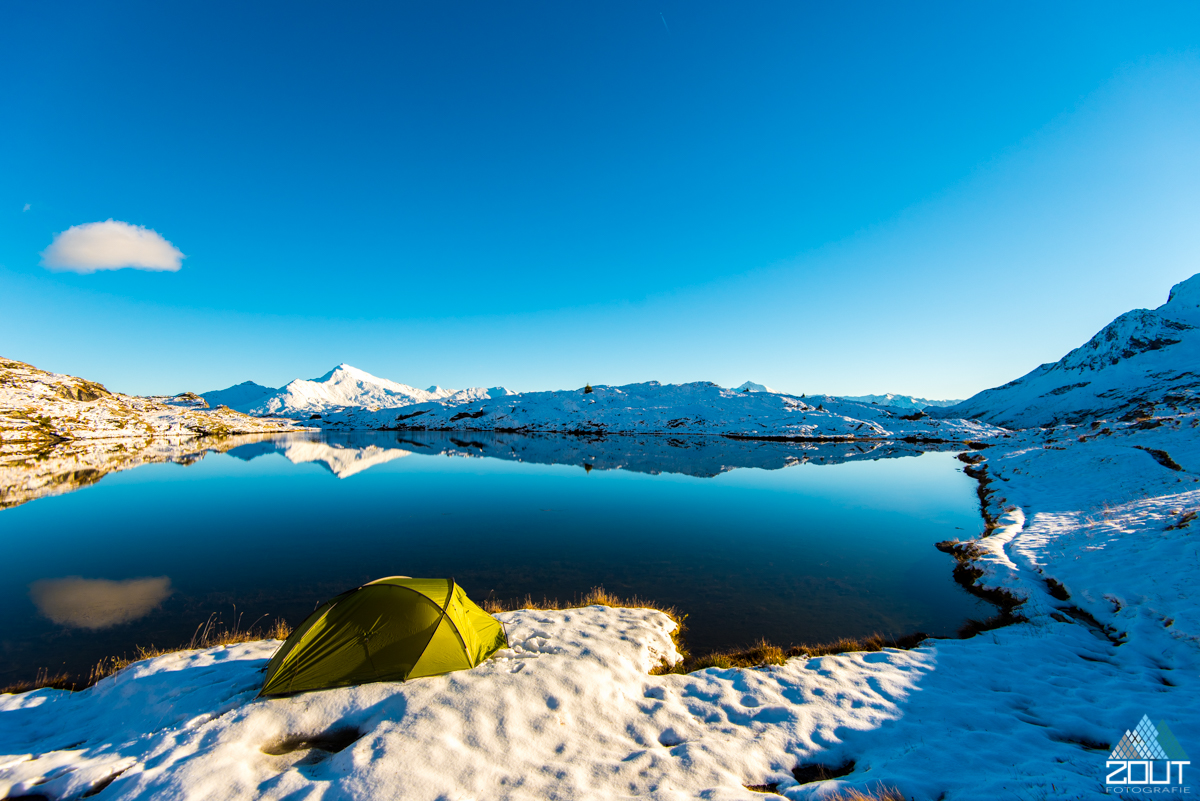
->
(260, 577, 507, 696)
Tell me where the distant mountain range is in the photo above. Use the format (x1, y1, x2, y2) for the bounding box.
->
(196, 364, 999, 442)
(184, 271, 1200, 433)
(733, 383, 960, 410)
(930, 273, 1200, 428)
(201, 364, 509, 416)
(836, 393, 962, 410)
(205, 371, 957, 417)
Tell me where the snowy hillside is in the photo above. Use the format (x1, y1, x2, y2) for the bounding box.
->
(302, 380, 1003, 443)
(837, 393, 962, 410)
(932, 273, 1200, 428)
(0, 358, 308, 445)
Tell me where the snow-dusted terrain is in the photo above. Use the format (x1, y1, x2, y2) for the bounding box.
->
(0, 359, 312, 509)
(5, 276, 1200, 798)
(932, 274, 1200, 428)
(3, 409, 1197, 799)
(204, 368, 986, 443)
(253, 376, 1001, 443)
(0, 358, 308, 445)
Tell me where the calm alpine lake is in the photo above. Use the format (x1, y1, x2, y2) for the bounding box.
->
(0, 432, 995, 685)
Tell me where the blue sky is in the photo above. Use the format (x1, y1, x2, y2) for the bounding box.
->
(3, 2, 1200, 398)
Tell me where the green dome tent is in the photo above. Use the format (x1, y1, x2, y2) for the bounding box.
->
(260, 577, 507, 697)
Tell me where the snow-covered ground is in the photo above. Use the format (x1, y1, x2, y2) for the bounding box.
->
(5, 277, 1200, 799)
(3, 410, 1197, 799)
(3, 413, 1196, 800)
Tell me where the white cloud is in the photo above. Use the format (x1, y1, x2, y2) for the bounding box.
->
(22, 203, 30, 212)
(41, 219, 185, 273)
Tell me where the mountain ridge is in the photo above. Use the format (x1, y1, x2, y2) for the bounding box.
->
(930, 273, 1200, 428)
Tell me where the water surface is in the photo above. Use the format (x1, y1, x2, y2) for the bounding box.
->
(0, 432, 993, 684)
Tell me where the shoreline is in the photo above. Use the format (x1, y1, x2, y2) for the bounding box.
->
(3, 441, 1009, 691)
(3, 414, 1197, 798)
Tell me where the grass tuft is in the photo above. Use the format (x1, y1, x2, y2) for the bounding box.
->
(0, 668, 78, 695)
(2, 614, 291, 695)
(481, 586, 679, 618)
(935, 539, 1026, 636)
(653, 638, 786, 674)
(652, 631, 929, 675)
(829, 788, 906, 801)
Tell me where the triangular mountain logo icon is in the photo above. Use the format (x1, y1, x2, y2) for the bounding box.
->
(1109, 715, 1189, 761)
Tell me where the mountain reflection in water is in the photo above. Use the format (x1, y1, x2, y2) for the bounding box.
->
(232, 430, 961, 479)
(0, 431, 993, 685)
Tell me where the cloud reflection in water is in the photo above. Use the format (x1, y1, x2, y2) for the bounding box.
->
(29, 576, 173, 629)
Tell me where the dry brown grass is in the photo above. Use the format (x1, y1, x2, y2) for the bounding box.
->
(654, 638, 786, 674)
(0, 668, 78, 694)
(481, 585, 679, 618)
(830, 787, 905, 801)
(86, 614, 292, 686)
(2, 614, 292, 695)
(652, 631, 929, 676)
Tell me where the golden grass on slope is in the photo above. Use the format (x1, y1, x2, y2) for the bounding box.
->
(1, 614, 292, 695)
(652, 631, 931, 675)
(0, 668, 77, 695)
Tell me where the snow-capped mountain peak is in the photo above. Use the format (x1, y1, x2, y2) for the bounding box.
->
(932, 272, 1200, 428)
(1165, 272, 1200, 318)
(249, 364, 453, 416)
(734, 381, 779, 394)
